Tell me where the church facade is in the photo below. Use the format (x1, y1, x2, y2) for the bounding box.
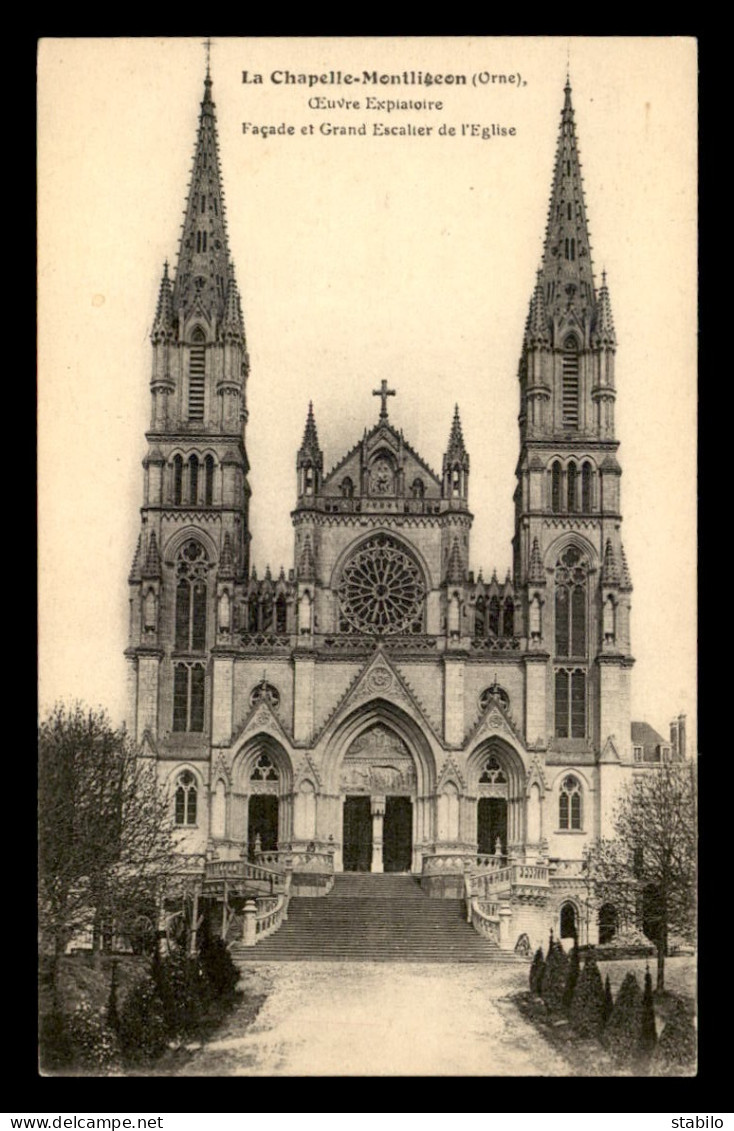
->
(126, 66, 642, 950)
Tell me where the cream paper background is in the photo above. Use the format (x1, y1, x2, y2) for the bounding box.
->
(37, 37, 697, 744)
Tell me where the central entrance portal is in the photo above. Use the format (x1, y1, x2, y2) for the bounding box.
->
(384, 796, 412, 872)
(343, 795, 372, 872)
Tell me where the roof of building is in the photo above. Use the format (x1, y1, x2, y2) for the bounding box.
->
(631, 721, 669, 758)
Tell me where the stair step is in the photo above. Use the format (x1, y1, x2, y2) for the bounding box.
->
(228, 871, 526, 965)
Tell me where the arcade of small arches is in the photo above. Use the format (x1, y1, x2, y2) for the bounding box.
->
(169, 719, 589, 876)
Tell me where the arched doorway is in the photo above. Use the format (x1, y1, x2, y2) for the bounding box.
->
(468, 739, 524, 856)
(233, 736, 293, 857)
(340, 723, 417, 873)
(560, 901, 578, 939)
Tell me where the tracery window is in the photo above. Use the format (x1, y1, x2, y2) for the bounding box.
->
(337, 534, 425, 635)
(173, 663, 205, 732)
(558, 775, 582, 830)
(275, 595, 287, 634)
(250, 680, 280, 712)
(341, 477, 354, 499)
(479, 755, 508, 784)
(554, 668, 586, 739)
(189, 454, 199, 505)
(479, 685, 510, 713)
(554, 546, 587, 658)
(174, 770, 198, 825)
(250, 754, 279, 782)
(488, 595, 501, 637)
(411, 478, 425, 499)
(567, 461, 577, 512)
(175, 540, 208, 652)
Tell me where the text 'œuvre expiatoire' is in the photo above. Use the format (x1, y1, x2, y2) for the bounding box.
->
(240, 68, 525, 140)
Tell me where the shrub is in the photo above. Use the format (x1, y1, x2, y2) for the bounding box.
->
(603, 971, 642, 1062)
(67, 1001, 120, 1071)
(118, 977, 168, 1064)
(39, 1009, 73, 1072)
(569, 952, 606, 1038)
(650, 999, 696, 1074)
(603, 975, 614, 1026)
(562, 940, 580, 1012)
(200, 933, 240, 1003)
(638, 967, 657, 1061)
(542, 940, 569, 1014)
(151, 950, 206, 1037)
(529, 947, 545, 995)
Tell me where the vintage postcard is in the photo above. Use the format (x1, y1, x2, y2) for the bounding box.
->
(38, 36, 697, 1078)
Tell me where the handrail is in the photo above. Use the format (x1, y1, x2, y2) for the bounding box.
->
(468, 896, 500, 944)
(204, 858, 285, 885)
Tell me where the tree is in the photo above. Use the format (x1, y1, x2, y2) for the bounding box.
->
(584, 759, 696, 990)
(39, 703, 178, 998)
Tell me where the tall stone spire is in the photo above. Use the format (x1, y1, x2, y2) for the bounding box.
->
(540, 78, 596, 319)
(299, 401, 322, 463)
(151, 261, 174, 343)
(172, 69, 233, 324)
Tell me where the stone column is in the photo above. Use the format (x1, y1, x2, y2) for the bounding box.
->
(371, 795, 386, 873)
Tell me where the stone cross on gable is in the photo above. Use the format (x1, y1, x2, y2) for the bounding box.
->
(373, 380, 396, 420)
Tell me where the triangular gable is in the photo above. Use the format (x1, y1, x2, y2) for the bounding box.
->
(229, 695, 293, 749)
(464, 694, 526, 752)
(316, 647, 442, 744)
(138, 729, 158, 759)
(210, 751, 232, 789)
(599, 735, 621, 764)
(526, 753, 548, 796)
(294, 751, 322, 790)
(436, 752, 466, 792)
(323, 419, 441, 487)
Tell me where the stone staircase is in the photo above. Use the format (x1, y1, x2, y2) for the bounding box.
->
(230, 873, 525, 963)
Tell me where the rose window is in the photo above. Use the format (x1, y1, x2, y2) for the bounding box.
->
(337, 534, 425, 635)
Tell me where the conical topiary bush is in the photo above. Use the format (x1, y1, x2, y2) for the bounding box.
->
(542, 940, 570, 1014)
(650, 998, 696, 1075)
(638, 967, 657, 1063)
(529, 947, 545, 995)
(602, 971, 642, 1063)
(569, 951, 606, 1038)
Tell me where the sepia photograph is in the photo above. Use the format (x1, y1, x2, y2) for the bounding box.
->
(38, 36, 697, 1077)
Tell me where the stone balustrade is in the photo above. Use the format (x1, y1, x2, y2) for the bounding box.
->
(241, 891, 291, 946)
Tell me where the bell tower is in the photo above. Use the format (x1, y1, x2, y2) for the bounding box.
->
(514, 79, 633, 759)
(126, 63, 251, 744)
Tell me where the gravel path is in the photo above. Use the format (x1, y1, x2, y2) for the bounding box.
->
(174, 961, 574, 1076)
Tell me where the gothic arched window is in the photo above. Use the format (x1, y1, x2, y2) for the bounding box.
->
(567, 461, 577, 512)
(412, 478, 425, 499)
(488, 596, 501, 637)
(189, 454, 199, 505)
(175, 540, 208, 652)
(174, 770, 198, 825)
(581, 461, 592, 512)
(204, 455, 214, 506)
(555, 669, 587, 739)
(502, 597, 515, 638)
(554, 546, 587, 658)
(172, 455, 183, 505)
(275, 594, 287, 634)
(551, 461, 562, 513)
(559, 775, 582, 830)
(173, 663, 205, 732)
(561, 337, 579, 429)
(341, 477, 354, 499)
(247, 595, 259, 633)
(188, 329, 206, 421)
(474, 596, 486, 638)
